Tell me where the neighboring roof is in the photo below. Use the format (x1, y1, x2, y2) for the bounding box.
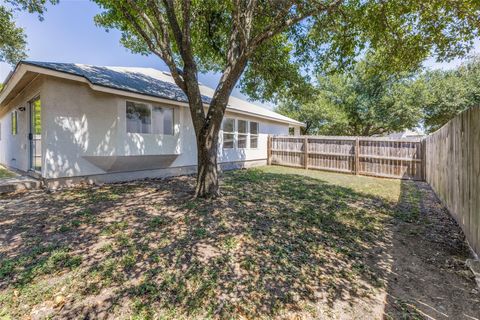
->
(386, 129, 425, 139)
(3, 61, 303, 126)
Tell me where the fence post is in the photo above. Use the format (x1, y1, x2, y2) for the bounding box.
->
(304, 136, 309, 169)
(421, 138, 427, 181)
(267, 135, 272, 165)
(355, 137, 360, 175)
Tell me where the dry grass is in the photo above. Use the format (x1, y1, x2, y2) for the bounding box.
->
(0, 166, 477, 319)
(0, 165, 15, 179)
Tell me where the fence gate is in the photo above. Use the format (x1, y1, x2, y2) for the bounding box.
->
(267, 136, 425, 180)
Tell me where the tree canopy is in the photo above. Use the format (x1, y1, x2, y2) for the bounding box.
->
(279, 54, 480, 136)
(0, 6, 26, 64)
(419, 57, 480, 133)
(278, 54, 424, 136)
(94, 0, 480, 103)
(0, 0, 57, 65)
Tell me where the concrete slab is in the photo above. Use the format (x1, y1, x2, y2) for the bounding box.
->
(0, 176, 43, 194)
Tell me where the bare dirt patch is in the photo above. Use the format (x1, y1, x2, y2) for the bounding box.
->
(0, 166, 478, 319)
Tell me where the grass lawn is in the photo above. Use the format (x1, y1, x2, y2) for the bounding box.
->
(0, 166, 477, 319)
(0, 165, 16, 179)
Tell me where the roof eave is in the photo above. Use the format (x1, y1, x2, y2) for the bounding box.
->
(1, 61, 305, 127)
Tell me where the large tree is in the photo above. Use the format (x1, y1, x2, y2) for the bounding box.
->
(93, 0, 480, 197)
(279, 54, 425, 136)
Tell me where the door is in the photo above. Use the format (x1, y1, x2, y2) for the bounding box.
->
(29, 97, 42, 173)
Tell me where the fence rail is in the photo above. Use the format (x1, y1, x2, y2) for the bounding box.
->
(425, 107, 480, 255)
(267, 135, 425, 180)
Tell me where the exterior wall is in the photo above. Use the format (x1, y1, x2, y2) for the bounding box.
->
(39, 77, 289, 181)
(0, 77, 43, 173)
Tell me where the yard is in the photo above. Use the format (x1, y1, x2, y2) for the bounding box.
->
(0, 166, 478, 319)
(0, 165, 16, 179)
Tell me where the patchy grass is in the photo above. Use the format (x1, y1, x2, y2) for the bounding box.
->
(0, 165, 15, 179)
(0, 166, 477, 319)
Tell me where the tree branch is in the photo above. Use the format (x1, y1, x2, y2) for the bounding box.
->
(121, 0, 186, 91)
(248, 0, 344, 55)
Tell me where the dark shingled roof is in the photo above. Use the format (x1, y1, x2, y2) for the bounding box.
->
(23, 61, 212, 104)
(12, 61, 303, 125)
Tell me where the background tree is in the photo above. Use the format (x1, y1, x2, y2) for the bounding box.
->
(0, 6, 26, 64)
(0, 0, 57, 65)
(419, 56, 480, 133)
(276, 96, 350, 135)
(92, 0, 479, 197)
(278, 54, 424, 136)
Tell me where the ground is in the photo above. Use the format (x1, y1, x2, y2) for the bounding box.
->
(0, 166, 478, 320)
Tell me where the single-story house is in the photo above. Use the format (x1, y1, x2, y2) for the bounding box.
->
(0, 61, 303, 187)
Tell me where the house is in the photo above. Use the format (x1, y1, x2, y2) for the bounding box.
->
(385, 129, 424, 139)
(0, 61, 303, 187)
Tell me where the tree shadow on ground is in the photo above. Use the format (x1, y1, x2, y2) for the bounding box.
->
(383, 179, 479, 319)
(0, 168, 478, 319)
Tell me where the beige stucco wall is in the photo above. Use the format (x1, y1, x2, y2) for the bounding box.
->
(32, 76, 289, 180)
(0, 77, 44, 173)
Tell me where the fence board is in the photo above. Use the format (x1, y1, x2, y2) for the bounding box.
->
(269, 135, 424, 180)
(425, 107, 480, 256)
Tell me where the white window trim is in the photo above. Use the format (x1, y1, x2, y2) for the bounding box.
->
(249, 121, 259, 149)
(222, 117, 236, 149)
(125, 100, 175, 136)
(221, 117, 260, 150)
(237, 119, 248, 149)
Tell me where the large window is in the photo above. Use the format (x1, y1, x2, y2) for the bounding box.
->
(222, 118, 235, 149)
(221, 118, 260, 149)
(238, 120, 248, 148)
(126, 101, 174, 135)
(250, 121, 259, 149)
(11, 111, 17, 135)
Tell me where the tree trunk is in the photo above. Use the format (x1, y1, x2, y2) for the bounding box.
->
(195, 130, 220, 198)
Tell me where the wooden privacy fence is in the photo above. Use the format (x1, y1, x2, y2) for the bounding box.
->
(425, 107, 480, 255)
(267, 136, 425, 180)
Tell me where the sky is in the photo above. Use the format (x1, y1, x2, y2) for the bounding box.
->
(1, 0, 479, 110)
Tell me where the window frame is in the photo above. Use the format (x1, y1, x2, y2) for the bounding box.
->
(221, 117, 260, 150)
(125, 100, 175, 136)
(249, 121, 259, 149)
(237, 119, 248, 149)
(222, 117, 236, 149)
(11, 111, 18, 136)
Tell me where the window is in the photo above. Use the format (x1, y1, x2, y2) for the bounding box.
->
(126, 101, 151, 133)
(289, 127, 295, 136)
(152, 106, 174, 135)
(11, 111, 17, 135)
(250, 121, 259, 149)
(221, 118, 260, 149)
(222, 118, 235, 149)
(126, 101, 174, 135)
(238, 120, 248, 148)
